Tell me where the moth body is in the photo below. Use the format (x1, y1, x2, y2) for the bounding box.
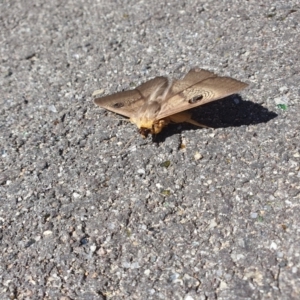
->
(129, 100, 166, 136)
(93, 68, 248, 137)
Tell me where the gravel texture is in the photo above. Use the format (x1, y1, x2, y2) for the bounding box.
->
(1, 0, 300, 299)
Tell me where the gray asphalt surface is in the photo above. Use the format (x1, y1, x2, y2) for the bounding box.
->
(1, 0, 300, 299)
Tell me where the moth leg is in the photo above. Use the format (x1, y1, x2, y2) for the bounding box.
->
(169, 111, 211, 129)
(186, 119, 211, 129)
(152, 119, 170, 134)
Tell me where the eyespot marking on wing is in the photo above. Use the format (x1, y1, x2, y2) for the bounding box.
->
(189, 95, 203, 104)
(181, 88, 215, 103)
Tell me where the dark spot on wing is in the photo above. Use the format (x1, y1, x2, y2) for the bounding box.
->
(189, 95, 203, 104)
(113, 102, 124, 108)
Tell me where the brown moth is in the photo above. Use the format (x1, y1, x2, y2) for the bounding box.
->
(93, 68, 248, 137)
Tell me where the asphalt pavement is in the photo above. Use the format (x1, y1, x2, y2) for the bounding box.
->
(1, 0, 300, 299)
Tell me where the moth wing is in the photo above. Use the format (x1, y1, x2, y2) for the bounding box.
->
(93, 77, 169, 118)
(93, 89, 142, 118)
(168, 68, 217, 96)
(157, 72, 248, 120)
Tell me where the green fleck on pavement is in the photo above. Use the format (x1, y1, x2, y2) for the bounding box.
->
(277, 104, 287, 110)
(160, 160, 171, 168)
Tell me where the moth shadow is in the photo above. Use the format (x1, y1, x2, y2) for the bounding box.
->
(153, 95, 277, 142)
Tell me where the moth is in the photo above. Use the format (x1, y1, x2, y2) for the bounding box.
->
(93, 68, 248, 137)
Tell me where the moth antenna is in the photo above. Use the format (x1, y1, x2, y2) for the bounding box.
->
(159, 78, 173, 101)
(148, 85, 163, 102)
(149, 78, 172, 102)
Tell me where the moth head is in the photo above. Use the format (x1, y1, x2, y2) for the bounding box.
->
(138, 123, 162, 138)
(137, 119, 169, 137)
(139, 128, 151, 138)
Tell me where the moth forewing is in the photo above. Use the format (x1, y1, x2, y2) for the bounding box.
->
(93, 89, 143, 118)
(93, 76, 170, 119)
(156, 76, 248, 120)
